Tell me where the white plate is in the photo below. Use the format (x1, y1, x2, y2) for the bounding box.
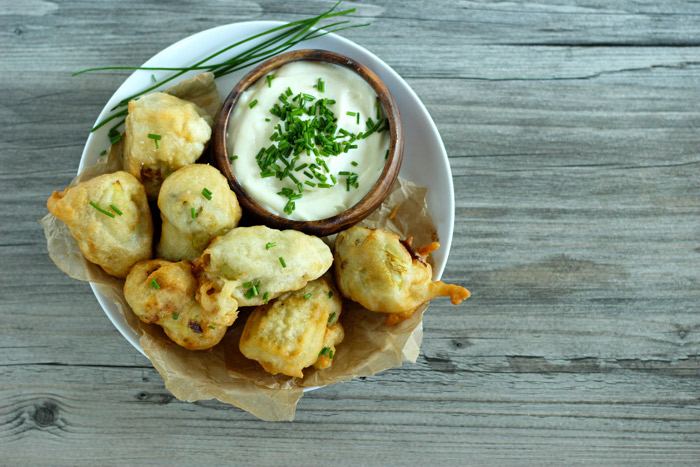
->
(79, 21, 455, 356)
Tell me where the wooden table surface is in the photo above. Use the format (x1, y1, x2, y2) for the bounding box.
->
(2, 1, 699, 463)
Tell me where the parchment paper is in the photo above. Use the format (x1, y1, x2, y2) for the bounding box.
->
(40, 73, 440, 421)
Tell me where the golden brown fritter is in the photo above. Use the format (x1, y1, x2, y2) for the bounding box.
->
(124, 92, 213, 199)
(334, 226, 470, 325)
(194, 225, 333, 308)
(239, 278, 344, 378)
(47, 171, 153, 278)
(124, 259, 238, 350)
(156, 164, 241, 261)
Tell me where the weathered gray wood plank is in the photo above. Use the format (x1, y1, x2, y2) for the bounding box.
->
(1, 0, 699, 464)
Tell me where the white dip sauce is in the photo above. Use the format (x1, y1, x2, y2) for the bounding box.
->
(227, 61, 390, 221)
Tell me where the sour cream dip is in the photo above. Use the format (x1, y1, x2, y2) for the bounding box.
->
(227, 61, 390, 221)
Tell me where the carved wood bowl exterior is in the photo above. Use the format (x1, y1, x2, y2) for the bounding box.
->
(214, 49, 404, 236)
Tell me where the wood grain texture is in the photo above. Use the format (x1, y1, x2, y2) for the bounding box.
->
(1, 0, 699, 464)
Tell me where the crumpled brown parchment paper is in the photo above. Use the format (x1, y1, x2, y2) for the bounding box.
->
(40, 73, 439, 421)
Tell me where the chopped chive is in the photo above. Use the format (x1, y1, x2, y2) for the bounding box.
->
(109, 204, 123, 216)
(304, 293, 312, 299)
(304, 180, 316, 188)
(151, 74, 157, 82)
(285, 87, 292, 96)
(208, 325, 215, 329)
(100, 150, 107, 156)
(147, 133, 161, 149)
(346, 111, 356, 117)
(356, 112, 360, 125)
(109, 133, 121, 145)
(318, 347, 330, 357)
(351, 161, 358, 167)
(249, 99, 258, 109)
(318, 183, 332, 188)
(279, 257, 286, 268)
(150, 278, 160, 290)
(245, 288, 255, 299)
(173, 313, 179, 320)
(229, 155, 238, 162)
(317, 77, 325, 92)
(242, 281, 253, 288)
(263, 291, 269, 304)
(190, 207, 196, 219)
(164, 171, 173, 179)
(265, 242, 276, 250)
(202, 188, 212, 200)
(328, 291, 333, 299)
(329, 350, 334, 359)
(328, 312, 336, 323)
(385, 149, 389, 160)
(89, 201, 115, 218)
(267, 74, 275, 87)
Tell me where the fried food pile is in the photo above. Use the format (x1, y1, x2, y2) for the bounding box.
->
(47, 85, 470, 379)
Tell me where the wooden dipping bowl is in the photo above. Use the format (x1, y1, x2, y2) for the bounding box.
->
(214, 49, 404, 236)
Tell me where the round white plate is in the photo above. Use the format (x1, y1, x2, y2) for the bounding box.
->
(79, 21, 455, 356)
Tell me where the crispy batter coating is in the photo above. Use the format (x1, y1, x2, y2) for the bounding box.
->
(334, 226, 470, 325)
(156, 164, 241, 261)
(124, 92, 213, 199)
(47, 171, 153, 278)
(124, 259, 238, 350)
(239, 278, 344, 378)
(194, 225, 333, 308)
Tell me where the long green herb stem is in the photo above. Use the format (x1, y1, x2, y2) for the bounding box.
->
(78, 1, 368, 136)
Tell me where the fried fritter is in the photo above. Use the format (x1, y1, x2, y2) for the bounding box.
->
(124, 259, 238, 350)
(334, 226, 470, 325)
(156, 164, 241, 261)
(194, 225, 333, 308)
(47, 171, 153, 278)
(124, 92, 213, 199)
(239, 278, 344, 378)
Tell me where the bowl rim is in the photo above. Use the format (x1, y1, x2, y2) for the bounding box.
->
(214, 48, 404, 236)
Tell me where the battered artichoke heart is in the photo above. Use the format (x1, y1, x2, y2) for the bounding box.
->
(47, 171, 153, 278)
(239, 278, 344, 378)
(334, 226, 470, 325)
(194, 225, 333, 307)
(124, 92, 213, 199)
(156, 164, 242, 261)
(124, 259, 238, 350)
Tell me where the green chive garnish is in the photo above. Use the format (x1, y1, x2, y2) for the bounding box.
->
(329, 350, 334, 359)
(346, 111, 356, 117)
(385, 149, 389, 160)
(100, 150, 107, 156)
(351, 161, 358, 167)
(263, 292, 269, 304)
(147, 133, 161, 149)
(109, 204, 123, 216)
(89, 201, 115, 218)
(190, 207, 196, 219)
(249, 99, 258, 109)
(150, 278, 160, 290)
(267, 75, 275, 88)
(109, 133, 121, 145)
(317, 77, 325, 92)
(242, 281, 253, 288)
(202, 188, 212, 200)
(229, 155, 238, 162)
(328, 312, 336, 323)
(151, 74, 157, 82)
(173, 313, 179, 320)
(266, 242, 276, 250)
(279, 257, 286, 268)
(328, 291, 333, 299)
(318, 347, 330, 357)
(208, 325, 215, 329)
(304, 293, 312, 299)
